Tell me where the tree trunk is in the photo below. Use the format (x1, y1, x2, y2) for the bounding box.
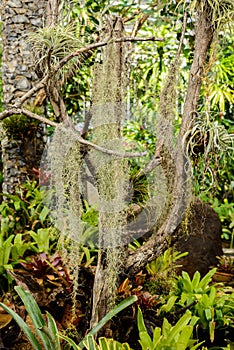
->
(0, 0, 47, 194)
(125, 4, 214, 276)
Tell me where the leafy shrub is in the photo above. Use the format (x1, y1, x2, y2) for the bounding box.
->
(0, 180, 52, 237)
(0, 286, 137, 350)
(161, 269, 234, 345)
(137, 307, 203, 350)
(145, 248, 188, 295)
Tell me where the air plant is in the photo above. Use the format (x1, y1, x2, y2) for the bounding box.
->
(26, 23, 86, 79)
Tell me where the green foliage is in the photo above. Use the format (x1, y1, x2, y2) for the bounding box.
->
(137, 307, 203, 350)
(29, 227, 58, 254)
(27, 23, 84, 79)
(0, 181, 59, 293)
(0, 228, 59, 294)
(0, 232, 37, 292)
(0, 286, 137, 350)
(183, 114, 233, 160)
(0, 21, 2, 113)
(62, 334, 132, 350)
(176, 269, 217, 298)
(2, 111, 42, 139)
(177, 0, 234, 29)
(0, 181, 52, 237)
(0, 286, 61, 350)
(83, 335, 131, 350)
(146, 249, 188, 276)
(161, 269, 234, 343)
(208, 33, 234, 113)
(0, 233, 15, 291)
(145, 248, 188, 295)
(212, 198, 234, 244)
(123, 120, 156, 156)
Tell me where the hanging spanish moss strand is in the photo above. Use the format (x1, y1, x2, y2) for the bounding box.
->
(48, 124, 82, 326)
(154, 54, 192, 234)
(90, 16, 129, 317)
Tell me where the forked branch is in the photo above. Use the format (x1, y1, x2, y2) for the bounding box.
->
(0, 108, 146, 158)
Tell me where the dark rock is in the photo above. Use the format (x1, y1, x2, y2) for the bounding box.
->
(174, 197, 223, 277)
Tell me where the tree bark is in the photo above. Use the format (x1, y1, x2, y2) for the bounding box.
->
(125, 5, 214, 276)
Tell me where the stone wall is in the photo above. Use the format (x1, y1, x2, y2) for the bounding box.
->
(0, 0, 47, 193)
(1, 0, 46, 104)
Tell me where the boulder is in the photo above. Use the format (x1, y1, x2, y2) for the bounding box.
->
(175, 197, 223, 277)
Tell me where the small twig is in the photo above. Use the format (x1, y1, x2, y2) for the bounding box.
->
(176, 12, 188, 59)
(136, 140, 164, 178)
(116, 36, 165, 42)
(174, 300, 197, 316)
(136, 157, 162, 178)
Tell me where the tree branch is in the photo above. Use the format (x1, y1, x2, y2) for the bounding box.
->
(0, 107, 57, 127)
(125, 7, 214, 276)
(0, 108, 146, 159)
(55, 36, 164, 73)
(13, 75, 50, 108)
(8, 34, 163, 112)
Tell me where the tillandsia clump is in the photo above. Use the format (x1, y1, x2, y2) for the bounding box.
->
(26, 23, 86, 80)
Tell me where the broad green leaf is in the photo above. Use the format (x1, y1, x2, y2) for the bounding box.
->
(46, 311, 61, 350)
(167, 311, 191, 343)
(176, 325, 193, 350)
(14, 198, 21, 211)
(79, 296, 137, 349)
(162, 317, 171, 337)
(139, 331, 153, 350)
(209, 286, 217, 305)
(0, 302, 42, 350)
(86, 335, 98, 350)
(152, 327, 162, 344)
(39, 206, 50, 223)
(160, 296, 177, 313)
(138, 307, 153, 350)
(137, 307, 147, 334)
(15, 286, 51, 349)
(190, 341, 205, 350)
(99, 338, 109, 350)
(59, 333, 80, 350)
(191, 271, 201, 289)
(199, 268, 216, 290)
(204, 308, 212, 321)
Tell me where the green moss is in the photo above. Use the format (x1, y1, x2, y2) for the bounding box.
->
(2, 104, 43, 139)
